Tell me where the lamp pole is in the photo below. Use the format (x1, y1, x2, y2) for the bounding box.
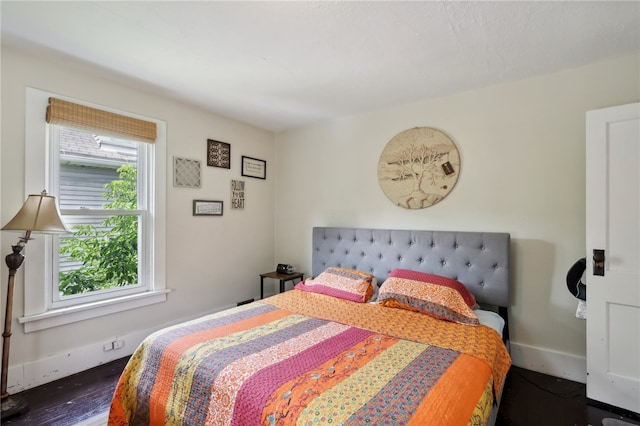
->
(2, 245, 25, 401)
(1, 192, 69, 419)
(1, 238, 30, 418)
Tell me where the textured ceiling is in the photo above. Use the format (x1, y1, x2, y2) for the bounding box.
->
(2, 1, 639, 132)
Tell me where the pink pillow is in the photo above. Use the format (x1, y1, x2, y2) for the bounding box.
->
(387, 269, 476, 308)
(378, 276, 479, 325)
(295, 267, 374, 303)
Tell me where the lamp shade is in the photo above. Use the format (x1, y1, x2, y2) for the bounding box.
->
(1, 191, 71, 234)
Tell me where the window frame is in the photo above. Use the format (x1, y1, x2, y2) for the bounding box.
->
(51, 127, 147, 308)
(19, 87, 168, 333)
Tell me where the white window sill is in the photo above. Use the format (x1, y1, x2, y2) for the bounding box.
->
(19, 289, 172, 333)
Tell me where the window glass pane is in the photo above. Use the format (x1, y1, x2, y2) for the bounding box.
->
(59, 127, 138, 210)
(56, 126, 141, 299)
(58, 215, 140, 296)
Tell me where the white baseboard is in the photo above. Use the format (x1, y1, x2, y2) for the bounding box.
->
(509, 341, 587, 384)
(7, 303, 236, 394)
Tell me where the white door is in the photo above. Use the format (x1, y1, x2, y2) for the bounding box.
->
(586, 102, 640, 414)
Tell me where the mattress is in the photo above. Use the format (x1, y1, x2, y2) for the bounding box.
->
(108, 290, 511, 425)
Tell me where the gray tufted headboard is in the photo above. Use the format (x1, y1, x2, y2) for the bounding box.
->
(312, 227, 510, 308)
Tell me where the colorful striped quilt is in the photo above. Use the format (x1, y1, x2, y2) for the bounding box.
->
(108, 290, 511, 425)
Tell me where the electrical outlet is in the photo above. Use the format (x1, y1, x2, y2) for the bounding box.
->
(103, 342, 114, 352)
(113, 339, 125, 350)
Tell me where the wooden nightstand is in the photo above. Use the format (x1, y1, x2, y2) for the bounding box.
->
(260, 271, 304, 299)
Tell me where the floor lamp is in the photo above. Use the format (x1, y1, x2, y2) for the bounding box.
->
(1, 191, 70, 419)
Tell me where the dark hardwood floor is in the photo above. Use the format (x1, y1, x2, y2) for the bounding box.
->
(497, 367, 640, 426)
(2, 359, 639, 426)
(2, 357, 129, 426)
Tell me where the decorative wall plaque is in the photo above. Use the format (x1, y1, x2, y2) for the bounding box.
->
(207, 139, 231, 169)
(173, 157, 201, 188)
(241, 156, 266, 179)
(377, 127, 460, 209)
(193, 200, 223, 216)
(231, 179, 245, 209)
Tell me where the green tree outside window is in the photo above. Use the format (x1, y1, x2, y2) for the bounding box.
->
(59, 164, 138, 295)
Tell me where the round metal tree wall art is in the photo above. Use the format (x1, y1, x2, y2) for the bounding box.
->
(378, 127, 460, 209)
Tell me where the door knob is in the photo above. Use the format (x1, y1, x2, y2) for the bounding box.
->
(593, 249, 605, 276)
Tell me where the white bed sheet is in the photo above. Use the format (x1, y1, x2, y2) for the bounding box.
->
(475, 308, 506, 337)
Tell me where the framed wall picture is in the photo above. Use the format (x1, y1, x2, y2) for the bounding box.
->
(193, 200, 223, 216)
(241, 156, 266, 179)
(207, 139, 231, 169)
(174, 157, 201, 188)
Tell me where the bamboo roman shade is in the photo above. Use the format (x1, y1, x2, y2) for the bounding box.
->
(46, 98, 157, 143)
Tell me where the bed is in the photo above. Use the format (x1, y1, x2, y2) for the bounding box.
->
(108, 227, 511, 425)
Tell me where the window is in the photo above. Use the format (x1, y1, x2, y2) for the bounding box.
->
(20, 88, 167, 332)
(52, 128, 147, 307)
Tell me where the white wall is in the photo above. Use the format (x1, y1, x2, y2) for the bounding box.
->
(274, 53, 640, 382)
(2, 42, 638, 391)
(1, 45, 276, 391)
